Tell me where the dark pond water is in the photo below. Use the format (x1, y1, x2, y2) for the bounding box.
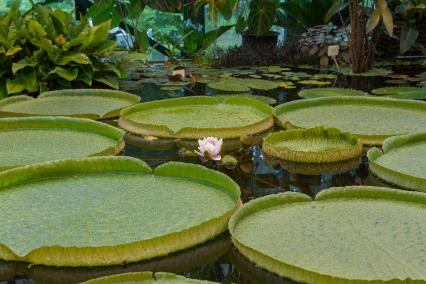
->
(0, 66, 411, 284)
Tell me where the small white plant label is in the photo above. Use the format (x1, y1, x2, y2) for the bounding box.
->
(328, 45, 340, 57)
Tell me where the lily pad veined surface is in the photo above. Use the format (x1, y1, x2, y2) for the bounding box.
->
(229, 186, 426, 283)
(0, 157, 241, 266)
(372, 87, 426, 100)
(119, 96, 274, 139)
(262, 127, 362, 163)
(0, 117, 125, 171)
(275, 96, 426, 145)
(207, 78, 280, 92)
(0, 89, 140, 119)
(81, 272, 217, 284)
(367, 133, 426, 191)
(298, 88, 368, 99)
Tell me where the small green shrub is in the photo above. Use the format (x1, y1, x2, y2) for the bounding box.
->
(0, 2, 128, 97)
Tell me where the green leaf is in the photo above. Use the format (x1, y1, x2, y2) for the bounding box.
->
(94, 75, 119, 89)
(6, 71, 37, 94)
(57, 52, 91, 65)
(248, 0, 279, 37)
(5, 45, 21, 56)
(400, 24, 419, 54)
(28, 19, 47, 37)
(12, 57, 38, 74)
(50, 67, 79, 81)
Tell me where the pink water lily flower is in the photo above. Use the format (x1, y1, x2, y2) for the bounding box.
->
(195, 137, 223, 161)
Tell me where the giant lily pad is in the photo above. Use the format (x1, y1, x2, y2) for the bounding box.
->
(367, 133, 426, 191)
(119, 96, 274, 139)
(229, 186, 426, 283)
(0, 117, 124, 171)
(263, 127, 362, 163)
(81, 272, 217, 284)
(275, 96, 426, 145)
(372, 87, 426, 100)
(0, 89, 140, 119)
(207, 78, 280, 92)
(298, 88, 368, 99)
(0, 157, 240, 266)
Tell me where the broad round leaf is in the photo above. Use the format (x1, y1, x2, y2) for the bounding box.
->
(263, 127, 362, 163)
(275, 96, 426, 145)
(119, 96, 274, 139)
(298, 88, 368, 99)
(0, 157, 241, 266)
(81, 272, 217, 284)
(229, 186, 426, 283)
(0, 89, 140, 120)
(208, 78, 280, 92)
(372, 87, 426, 100)
(368, 133, 426, 191)
(0, 117, 124, 170)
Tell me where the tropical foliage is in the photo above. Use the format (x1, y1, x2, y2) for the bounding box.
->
(396, 0, 426, 54)
(0, 2, 130, 97)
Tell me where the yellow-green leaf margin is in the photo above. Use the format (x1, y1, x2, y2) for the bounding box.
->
(81, 272, 218, 284)
(367, 133, 426, 192)
(229, 186, 426, 283)
(0, 156, 241, 267)
(0, 89, 140, 119)
(0, 116, 125, 171)
(119, 96, 274, 139)
(262, 127, 362, 163)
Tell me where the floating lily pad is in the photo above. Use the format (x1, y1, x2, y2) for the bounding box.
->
(0, 157, 240, 266)
(275, 96, 426, 145)
(367, 133, 426, 191)
(0, 89, 140, 120)
(82, 272, 217, 284)
(214, 94, 276, 105)
(229, 186, 426, 283)
(208, 78, 280, 92)
(298, 88, 368, 99)
(298, 80, 331, 86)
(119, 96, 274, 139)
(263, 127, 362, 163)
(338, 67, 393, 77)
(278, 82, 296, 89)
(0, 117, 124, 171)
(372, 87, 426, 100)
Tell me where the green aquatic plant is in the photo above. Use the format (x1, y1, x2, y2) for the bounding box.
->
(207, 78, 280, 92)
(367, 133, 426, 191)
(298, 88, 368, 99)
(0, 156, 241, 266)
(214, 94, 277, 105)
(0, 117, 124, 171)
(262, 127, 362, 163)
(229, 186, 426, 283)
(0, 89, 140, 119)
(0, 2, 130, 96)
(274, 96, 426, 145)
(298, 80, 331, 86)
(372, 87, 426, 100)
(119, 96, 274, 139)
(82, 272, 217, 284)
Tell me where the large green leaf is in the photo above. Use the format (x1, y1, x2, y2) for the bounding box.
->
(119, 96, 274, 139)
(0, 89, 140, 119)
(0, 116, 124, 171)
(372, 87, 426, 100)
(229, 186, 426, 283)
(298, 88, 368, 99)
(0, 157, 240, 266)
(262, 127, 362, 163)
(50, 67, 79, 81)
(208, 78, 280, 92)
(81, 272, 217, 284)
(367, 133, 426, 191)
(275, 96, 426, 145)
(247, 0, 279, 36)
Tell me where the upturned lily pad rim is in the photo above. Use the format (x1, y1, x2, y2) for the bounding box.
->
(367, 133, 426, 192)
(0, 156, 241, 267)
(0, 116, 125, 171)
(262, 127, 362, 163)
(81, 272, 217, 283)
(298, 88, 369, 99)
(119, 96, 274, 139)
(274, 96, 426, 145)
(0, 89, 140, 120)
(229, 186, 426, 284)
(371, 87, 426, 100)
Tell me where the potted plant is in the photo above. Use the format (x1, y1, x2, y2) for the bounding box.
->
(236, 0, 282, 47)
